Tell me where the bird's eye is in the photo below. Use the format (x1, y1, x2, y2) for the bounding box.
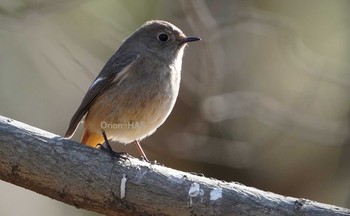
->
(158, 33, 169, 42)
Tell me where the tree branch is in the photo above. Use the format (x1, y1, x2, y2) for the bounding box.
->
(0, 115, 349, 216)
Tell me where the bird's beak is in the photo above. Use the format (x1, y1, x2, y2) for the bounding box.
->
(180, 36, 201, 45)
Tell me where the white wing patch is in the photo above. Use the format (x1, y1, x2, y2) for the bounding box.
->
(112, 54, 140, 86)
(89, 77, 105, 89)
(89, 54, 139, 89)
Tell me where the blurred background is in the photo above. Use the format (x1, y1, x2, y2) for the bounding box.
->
(1, 0, 350, 215)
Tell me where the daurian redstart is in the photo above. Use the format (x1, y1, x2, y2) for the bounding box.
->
(64, 20, 200, 160)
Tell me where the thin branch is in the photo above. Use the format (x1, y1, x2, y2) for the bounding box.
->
(0, 115, 349, 216)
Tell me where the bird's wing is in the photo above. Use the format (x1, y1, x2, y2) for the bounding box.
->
(64, 52, 139, 138)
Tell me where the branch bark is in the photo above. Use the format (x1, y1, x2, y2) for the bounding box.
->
(0, 115, 349, 216)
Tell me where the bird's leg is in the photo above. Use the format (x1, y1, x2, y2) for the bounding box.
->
(97, 129, 128, 160)
(134, 140, 149, 162)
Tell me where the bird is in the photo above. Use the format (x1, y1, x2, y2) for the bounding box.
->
(64, 20, 201, 160)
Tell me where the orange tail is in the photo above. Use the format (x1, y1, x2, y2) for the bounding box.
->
(81, 129, 104, 148)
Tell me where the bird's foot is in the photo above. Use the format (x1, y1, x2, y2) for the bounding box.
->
(97, 143, 129, 160)
(98, 130, 129, 160)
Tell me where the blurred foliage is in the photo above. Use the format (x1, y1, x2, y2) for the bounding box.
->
(1, 0, 350, 215)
